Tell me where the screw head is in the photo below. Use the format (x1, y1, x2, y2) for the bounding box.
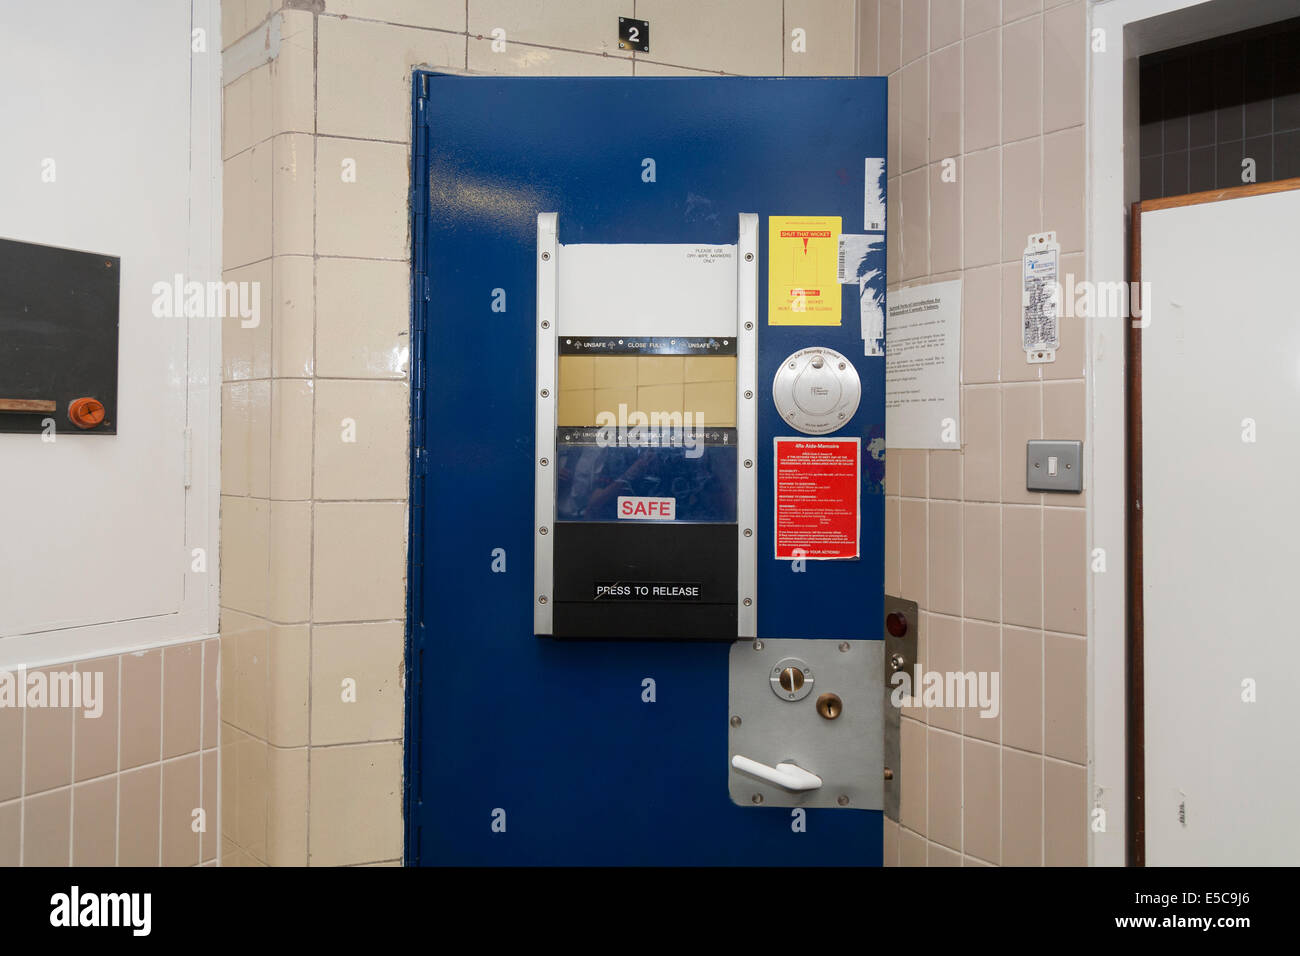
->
(744, 321, 754, 330)
(743, 528, 752, 537)
(744, 459, 753, 468)
(538, 595, 548, 605)
(837, 795, 850, 806)
(752, 639, 764, 650)
(838, 641, 850, 652)
(744, 390, 753, 399)
(744, 252, 754, 262)
(540, 319, 550, 329)
(539, 458, 549, 466)
(729, 715, 742, 728)
(751, 793, 764, 805)
(538, 526, 548, 535)
(743, 597, 753, 607)
(838, 362, 846, 370)
(541, 251, 550, 261)
(540, 388, 550, 397)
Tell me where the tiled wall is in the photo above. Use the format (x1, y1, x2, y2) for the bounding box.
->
(218, 0, 861, 867)
(1139, 16, 1300, 200)
(0, 640, 219, 866)
(868, 0, 1089, 866)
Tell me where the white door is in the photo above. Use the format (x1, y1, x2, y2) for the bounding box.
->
(1139, 182, 1300, 865)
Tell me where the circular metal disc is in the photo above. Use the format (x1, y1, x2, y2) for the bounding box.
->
(772, 346, 861, 435)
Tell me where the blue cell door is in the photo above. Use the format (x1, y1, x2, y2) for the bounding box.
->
(406, 73, 888, 865)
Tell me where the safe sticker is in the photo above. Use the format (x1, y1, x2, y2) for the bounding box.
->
(617, 496, 676, 520)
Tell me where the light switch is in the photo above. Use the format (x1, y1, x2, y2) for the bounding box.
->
(1027, 440, 1082, 493)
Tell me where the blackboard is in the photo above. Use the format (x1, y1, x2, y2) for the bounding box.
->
(0, 237, 119, 434)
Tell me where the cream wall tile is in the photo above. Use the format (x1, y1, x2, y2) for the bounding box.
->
(1043, 125, 1085, 254)
(1002, 624, 1042, 752)
(898, 448, 928, 498)
(268, 624, 311, 748)
(221, 610, 269, 740)
(471, 0, 634, 56)
(1043, 0, 1085, 133)
(120, 651, 162, 772)
(1001, 747, 1042, 865)
(313, 380, 411, 500)
(901, 0, 928, 64)
(636, 0, 783, 75)
(1004, 0, 1043, 22)
(963, 147, 1001, 269)
(329, 0, 465, 30)
(1043, 508, 1085, 634)
(272, 134, 315, 258)
(900, 58, 928, 172)
(962, 269, 1000, 388)
(929, 159, 962, 275)
(931, 0, 963, 49)
(316, 138, 410, 260)
(899, 826, 926, 865)
(311, 621, 405, 745)
(318, 16, 463, 142)
(1000, 262, 1035, 382)
(271, 378, 314, 501)
(467, 39, 635, 75)
(633, 61, 721, 75)
(223, 64, 271, 160)
(900, 168, 929, 279)
(0, 801, 16, 865)
(928, 728, 962, 850)
(930, 42, 962, 160)
(23, 667, 74, 795)
(1042, 380, 1085, 504)
(316, 258, 411, 379)
(220, 495, 270, 617)
(1002, 14, 1042, 143)
(223, 142, 272, 270)
(683, 381, 735, 427)
(962, 738, 999, 863)
(962, 502, 1000, 622)
(784, 0, 857, 76)
(883, 814, 898, 866)
(267, 745, 309, 866)
(885, 496, 901, 595)
(1001, 504, 1042, 628)
(272, 11, 316, 137)
(1044, 632, 1086, 762)
(929, 449, 962, 499)
(0, 694, 20, 803)
(928, 502, 963, 617)
(899, 498, 928, 607)
(857, 0, 880, 75)
(899, 716, 927, 834)
(962, 619, 1001, 741)
(72, 777, 117, 866)
(273, 255, 316, 379)
(962, 385, 999, 499)
(880, 0, 902, 74)
(118, 764, 161, 867)
(930, 842, 964, 863)
(221, 380, 271, 498)
(964, 0, 1000, 36)
(309, 741, 403, 866)
(201, 749, 218, 862)
(927, 615, 962, 731)
(1001, 382, 1042, 504)
(887, 179, 901, 284)
(162, 754, 201, 867)
(1044, 758, 1086, 865)
(269, 499, 313, 623)
(203, 639, 220, 751)
(163, 642, 203, 759)
(24, 787, 70, 866)
(231, 729, 269, 860)
(72, 658, 119, 785)
(888, 72, 902, 174)
(222, 259, 274, 382)
(963, 27, 999, 152)
(1001, 137, 1042, 262)
(313, 502, 408, 623)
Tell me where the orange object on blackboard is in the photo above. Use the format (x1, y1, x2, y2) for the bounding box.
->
(68, 397, 105, 429)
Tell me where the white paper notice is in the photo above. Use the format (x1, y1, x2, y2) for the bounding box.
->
(885, 280, 962, 450)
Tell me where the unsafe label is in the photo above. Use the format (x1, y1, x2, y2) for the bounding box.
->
(617, 496, 676, 520)
(594, 582, 701, 601)
(768, 215, 842, 326)
(774, 437, 860, 560)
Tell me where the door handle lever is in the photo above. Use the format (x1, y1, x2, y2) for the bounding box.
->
(731, 754, 823, 792)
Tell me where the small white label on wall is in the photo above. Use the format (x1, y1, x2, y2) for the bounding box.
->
(864, 157, 886, 232)
(1022, 231, 1060, 364)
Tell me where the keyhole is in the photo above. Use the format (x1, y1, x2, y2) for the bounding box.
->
(816, 693, 843, 720)
(778, 667, 804, 693)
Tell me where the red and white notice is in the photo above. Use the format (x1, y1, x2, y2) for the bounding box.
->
(774, 438, 861, 560)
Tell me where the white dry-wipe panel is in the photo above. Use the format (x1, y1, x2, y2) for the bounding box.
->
(558, 243, 737, 338)
(616, 496, 676, 520)
(1022, 232, 1060, 364)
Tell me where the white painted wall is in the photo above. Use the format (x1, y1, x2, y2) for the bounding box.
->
(1088, 0, 1299, 865)
(0, 0, 221, 667)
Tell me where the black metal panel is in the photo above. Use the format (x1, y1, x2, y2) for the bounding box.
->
(0, 238, 120, 434)
(553, 521, 737, 639)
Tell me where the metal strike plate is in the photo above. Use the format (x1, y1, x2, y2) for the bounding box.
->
(728, 638, 883, 809)
(883, 595, 918, 822)
(771, 346, 861, 435)
(1026, 439, 1082, 493)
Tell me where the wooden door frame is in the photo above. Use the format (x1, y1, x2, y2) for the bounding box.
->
(1127, 176, 1300, 866)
